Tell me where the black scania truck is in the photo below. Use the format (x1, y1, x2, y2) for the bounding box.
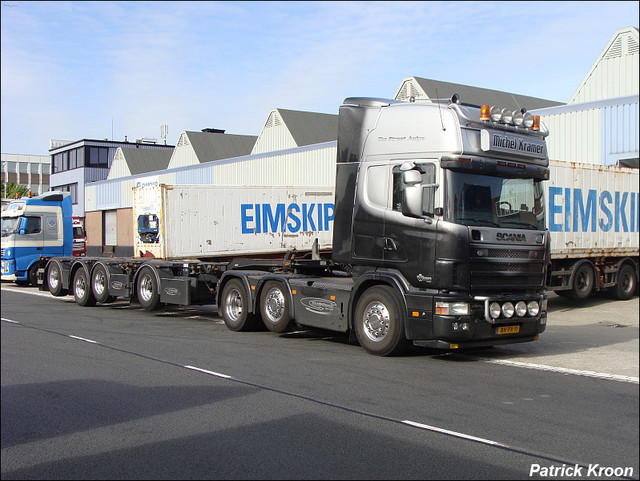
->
(40, 96, 551, 357)
(217, 97, 551, 355)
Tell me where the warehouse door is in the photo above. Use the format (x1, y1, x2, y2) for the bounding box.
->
(104, 210, 117, 247)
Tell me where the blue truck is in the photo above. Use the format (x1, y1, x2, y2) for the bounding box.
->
(1, 191, 73, 286)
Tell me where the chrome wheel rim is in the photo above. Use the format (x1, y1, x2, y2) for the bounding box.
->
(264, 287, 285, 323)
(224, 289, 243, 321)
(139, 274, 153, 302)
(93, 270, 106, 296)
(362, 301, 390, 342)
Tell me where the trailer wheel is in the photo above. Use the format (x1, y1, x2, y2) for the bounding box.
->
(612, 264, 637, 300)
(220, 278, 257, 331)
(568, 262, 595, 301)
(260, 281, 292, 333)
(47, 262, 68, 297)
(92, 265, 117, 304)
(73, 268, 96, 307)
(137, 267, 163, 311)
(354, 285, 408, 356)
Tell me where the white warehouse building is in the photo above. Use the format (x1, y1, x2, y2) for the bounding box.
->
(83, 26, 638, 257)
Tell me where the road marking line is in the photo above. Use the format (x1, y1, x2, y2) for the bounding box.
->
(68, 335, 97, 344)
(1, 318, 20, 323)
(184, 365, 233, 379)
(479, 357, 639, 384)
(402, 420, 510, 447)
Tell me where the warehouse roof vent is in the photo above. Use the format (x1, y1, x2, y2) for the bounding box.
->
(202, 128, 225, 134)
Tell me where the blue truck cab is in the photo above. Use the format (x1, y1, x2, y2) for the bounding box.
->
(1, 191, 73, 286)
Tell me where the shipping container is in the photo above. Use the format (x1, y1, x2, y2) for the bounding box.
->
(132, 184, 335, 260)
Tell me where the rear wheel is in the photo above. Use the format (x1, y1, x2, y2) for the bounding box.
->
(73, 268, 96, 307)
(220, 278, 257, 331)
(92, 264, 117, 304)
(354, 285, 408, 356)
(47, 262, 68, 297)
(137, 266, 163, 311)
(568, 262, 595, 301)
(612, 264, 637, 300)
(260, 281, 292, 333)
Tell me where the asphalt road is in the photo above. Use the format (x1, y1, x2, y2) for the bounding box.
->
(1, 283, 638, 480)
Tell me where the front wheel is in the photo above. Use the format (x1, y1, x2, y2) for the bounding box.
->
(73, 268, 96, 307)
(354, 285, 408, 356)
(260, 281, 292, 333)
(220, 278, 257, 331)
(137, 266, 163, 311)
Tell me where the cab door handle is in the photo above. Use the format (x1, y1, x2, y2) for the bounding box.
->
(384, 238, 397, 251)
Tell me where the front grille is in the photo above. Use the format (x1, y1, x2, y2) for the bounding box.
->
(470, 245, 545, 290)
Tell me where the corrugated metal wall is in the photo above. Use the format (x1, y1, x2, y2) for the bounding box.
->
(85, 142, 337, 212)
(570, 27, 639, 103)
(251, 110, 298, 154)
(534, 95, 639, 165)
(106, 149, 131, 179)
(167, 133, 198, 169)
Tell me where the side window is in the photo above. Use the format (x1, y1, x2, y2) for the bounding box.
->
(24, 216, 41, 235)
(392, 163, 437, 215)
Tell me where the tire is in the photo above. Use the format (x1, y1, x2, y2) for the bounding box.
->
(137, 266, 163, 311)
(260, 281, 292, 333)
(28, 263, 40, 287)
(220, 278, 257, 331)
(73, 268, 96, 307)
(612, 264, 637, 300)
(47, 262, 68, 297)
(91, 264, 117, 304)
(354, 285, 408, 356)
(568, 262, 595, 301)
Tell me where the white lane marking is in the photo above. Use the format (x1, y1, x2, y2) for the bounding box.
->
(1, 318, 20, 324)
(3, 287, 637, 385)
(68, 335, 97, 344)
(478, 357, 639, 384)
(184, 365, 233, 379)
(402, 420, 510, 448)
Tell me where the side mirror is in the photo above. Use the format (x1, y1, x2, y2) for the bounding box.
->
(402, 185, 423, 218)
(401, 170, 424, 218)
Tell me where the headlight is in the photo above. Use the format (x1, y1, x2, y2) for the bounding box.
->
(436, 301, 470, 316)
(515, 301, 527, 317)
(527, 301, 540, 317)
(489, 302, 501, 319)
(501, 302, 515, 318)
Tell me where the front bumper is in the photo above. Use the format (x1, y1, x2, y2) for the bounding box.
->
(405, 291, 547, 349)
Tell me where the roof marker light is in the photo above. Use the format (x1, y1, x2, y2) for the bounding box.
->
(532, 115, 541, 131)
(480, 105, 491, 121)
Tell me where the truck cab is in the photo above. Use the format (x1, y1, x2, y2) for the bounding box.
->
(72, 217, 86, 256)
(1, 192, 73, 286)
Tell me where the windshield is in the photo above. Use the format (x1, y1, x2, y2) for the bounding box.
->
(445, 171, 544, 230)
(1, 217, 21, 237)
(73, 226, 85, 238)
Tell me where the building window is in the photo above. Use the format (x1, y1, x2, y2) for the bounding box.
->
(87, 147, 109, 167)
(69, 149, 77, 169)
(30, 163, 39, 174)
(54, 183, 79, 204)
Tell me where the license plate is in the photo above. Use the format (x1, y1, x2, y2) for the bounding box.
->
(496, 325, 520, 335)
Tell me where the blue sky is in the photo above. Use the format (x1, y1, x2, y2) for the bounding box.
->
(1, 1, 638, 155)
